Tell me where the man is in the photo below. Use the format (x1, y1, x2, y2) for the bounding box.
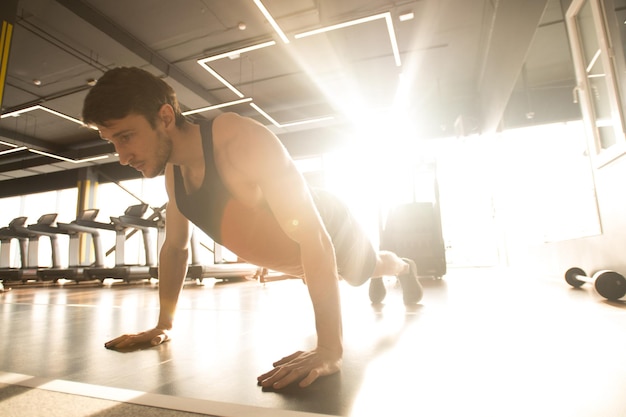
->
(82, 67, 423, 389)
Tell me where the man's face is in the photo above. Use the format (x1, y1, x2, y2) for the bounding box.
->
(96, 113, 172, 178)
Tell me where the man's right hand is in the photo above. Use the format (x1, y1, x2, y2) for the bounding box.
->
(104, 328, 170, 349)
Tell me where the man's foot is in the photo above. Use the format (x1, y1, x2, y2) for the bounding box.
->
(369, 277, 386, 304)
(398, 258, 423, 305)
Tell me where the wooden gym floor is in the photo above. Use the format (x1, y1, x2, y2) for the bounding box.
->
(1, 267, 625, 417)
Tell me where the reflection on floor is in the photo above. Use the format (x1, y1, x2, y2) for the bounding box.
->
(1, 267, 626, 417)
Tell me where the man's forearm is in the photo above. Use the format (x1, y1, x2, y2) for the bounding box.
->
(300, 241, 343, 356)
(156, 244, 189, 330)
(309, 276, 343, 356)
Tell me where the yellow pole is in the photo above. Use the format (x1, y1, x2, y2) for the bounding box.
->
(0, 0, 17, 109)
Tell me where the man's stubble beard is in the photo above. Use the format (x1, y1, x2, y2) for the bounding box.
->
(147, 130, 173, 178)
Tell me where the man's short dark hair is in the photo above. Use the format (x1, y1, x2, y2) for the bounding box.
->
(82, 67, 186, 128)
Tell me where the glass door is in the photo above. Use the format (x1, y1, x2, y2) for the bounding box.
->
(566, 0, 626, 166)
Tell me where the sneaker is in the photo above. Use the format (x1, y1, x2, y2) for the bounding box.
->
(369, 277, 386, 304)
(398, 258, 423, 305)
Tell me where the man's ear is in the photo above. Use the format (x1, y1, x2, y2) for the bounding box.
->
(158, 104, 175, 128)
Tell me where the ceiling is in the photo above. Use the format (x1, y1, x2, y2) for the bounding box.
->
(0, 0, 579, 197)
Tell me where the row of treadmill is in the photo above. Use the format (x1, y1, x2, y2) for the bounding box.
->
(0, 203, 263, 286)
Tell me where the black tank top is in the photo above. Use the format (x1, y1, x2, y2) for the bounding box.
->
(173, 121, 229, 244)
(172, 121, 303, 274)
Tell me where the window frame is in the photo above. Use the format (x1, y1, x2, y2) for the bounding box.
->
(566, 0, 626, 167)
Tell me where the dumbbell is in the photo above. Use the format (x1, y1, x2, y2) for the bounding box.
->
(565, 267, 626, 301)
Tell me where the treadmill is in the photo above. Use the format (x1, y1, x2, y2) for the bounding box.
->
(0, 217, 31, 283)
(2, 214, 64, 283)
(35, 209, 105, 283)
(150, 227, 262, 283)
(81, 204, 162, 283)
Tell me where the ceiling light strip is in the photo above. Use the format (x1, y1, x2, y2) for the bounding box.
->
(295, 12, 389, 38)
(197, 64, 246, 98)
(0, 146, 26, 156)
(37, 105, 85, 125)
(0, 138, 109, 162)
(0, 105, 39, 118)
(399, 12, 415, 22)
(250, 103, 281, 127)
(28, 148, 109, 164)
(384, 13, 402, 67)
(1, 104, 85, 125)
(294, 12, 401, 67)
(253, 0, 290, 44)
(280, 116, 335, 128)
(182, 98, 253, 116)
(197, 41, 276, 99)
(0, 139, 20, 147)
(249, 103, 335, 128)
(197, 41, 276, 64)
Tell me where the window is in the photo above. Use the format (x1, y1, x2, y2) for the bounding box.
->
(566, 0, 626, 166)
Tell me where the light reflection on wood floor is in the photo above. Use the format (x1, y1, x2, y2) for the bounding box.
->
(1, 267, 626, 417)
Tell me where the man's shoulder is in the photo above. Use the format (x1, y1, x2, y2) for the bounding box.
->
(213, 112, 242, 130)
(213, 113, 265, 152)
